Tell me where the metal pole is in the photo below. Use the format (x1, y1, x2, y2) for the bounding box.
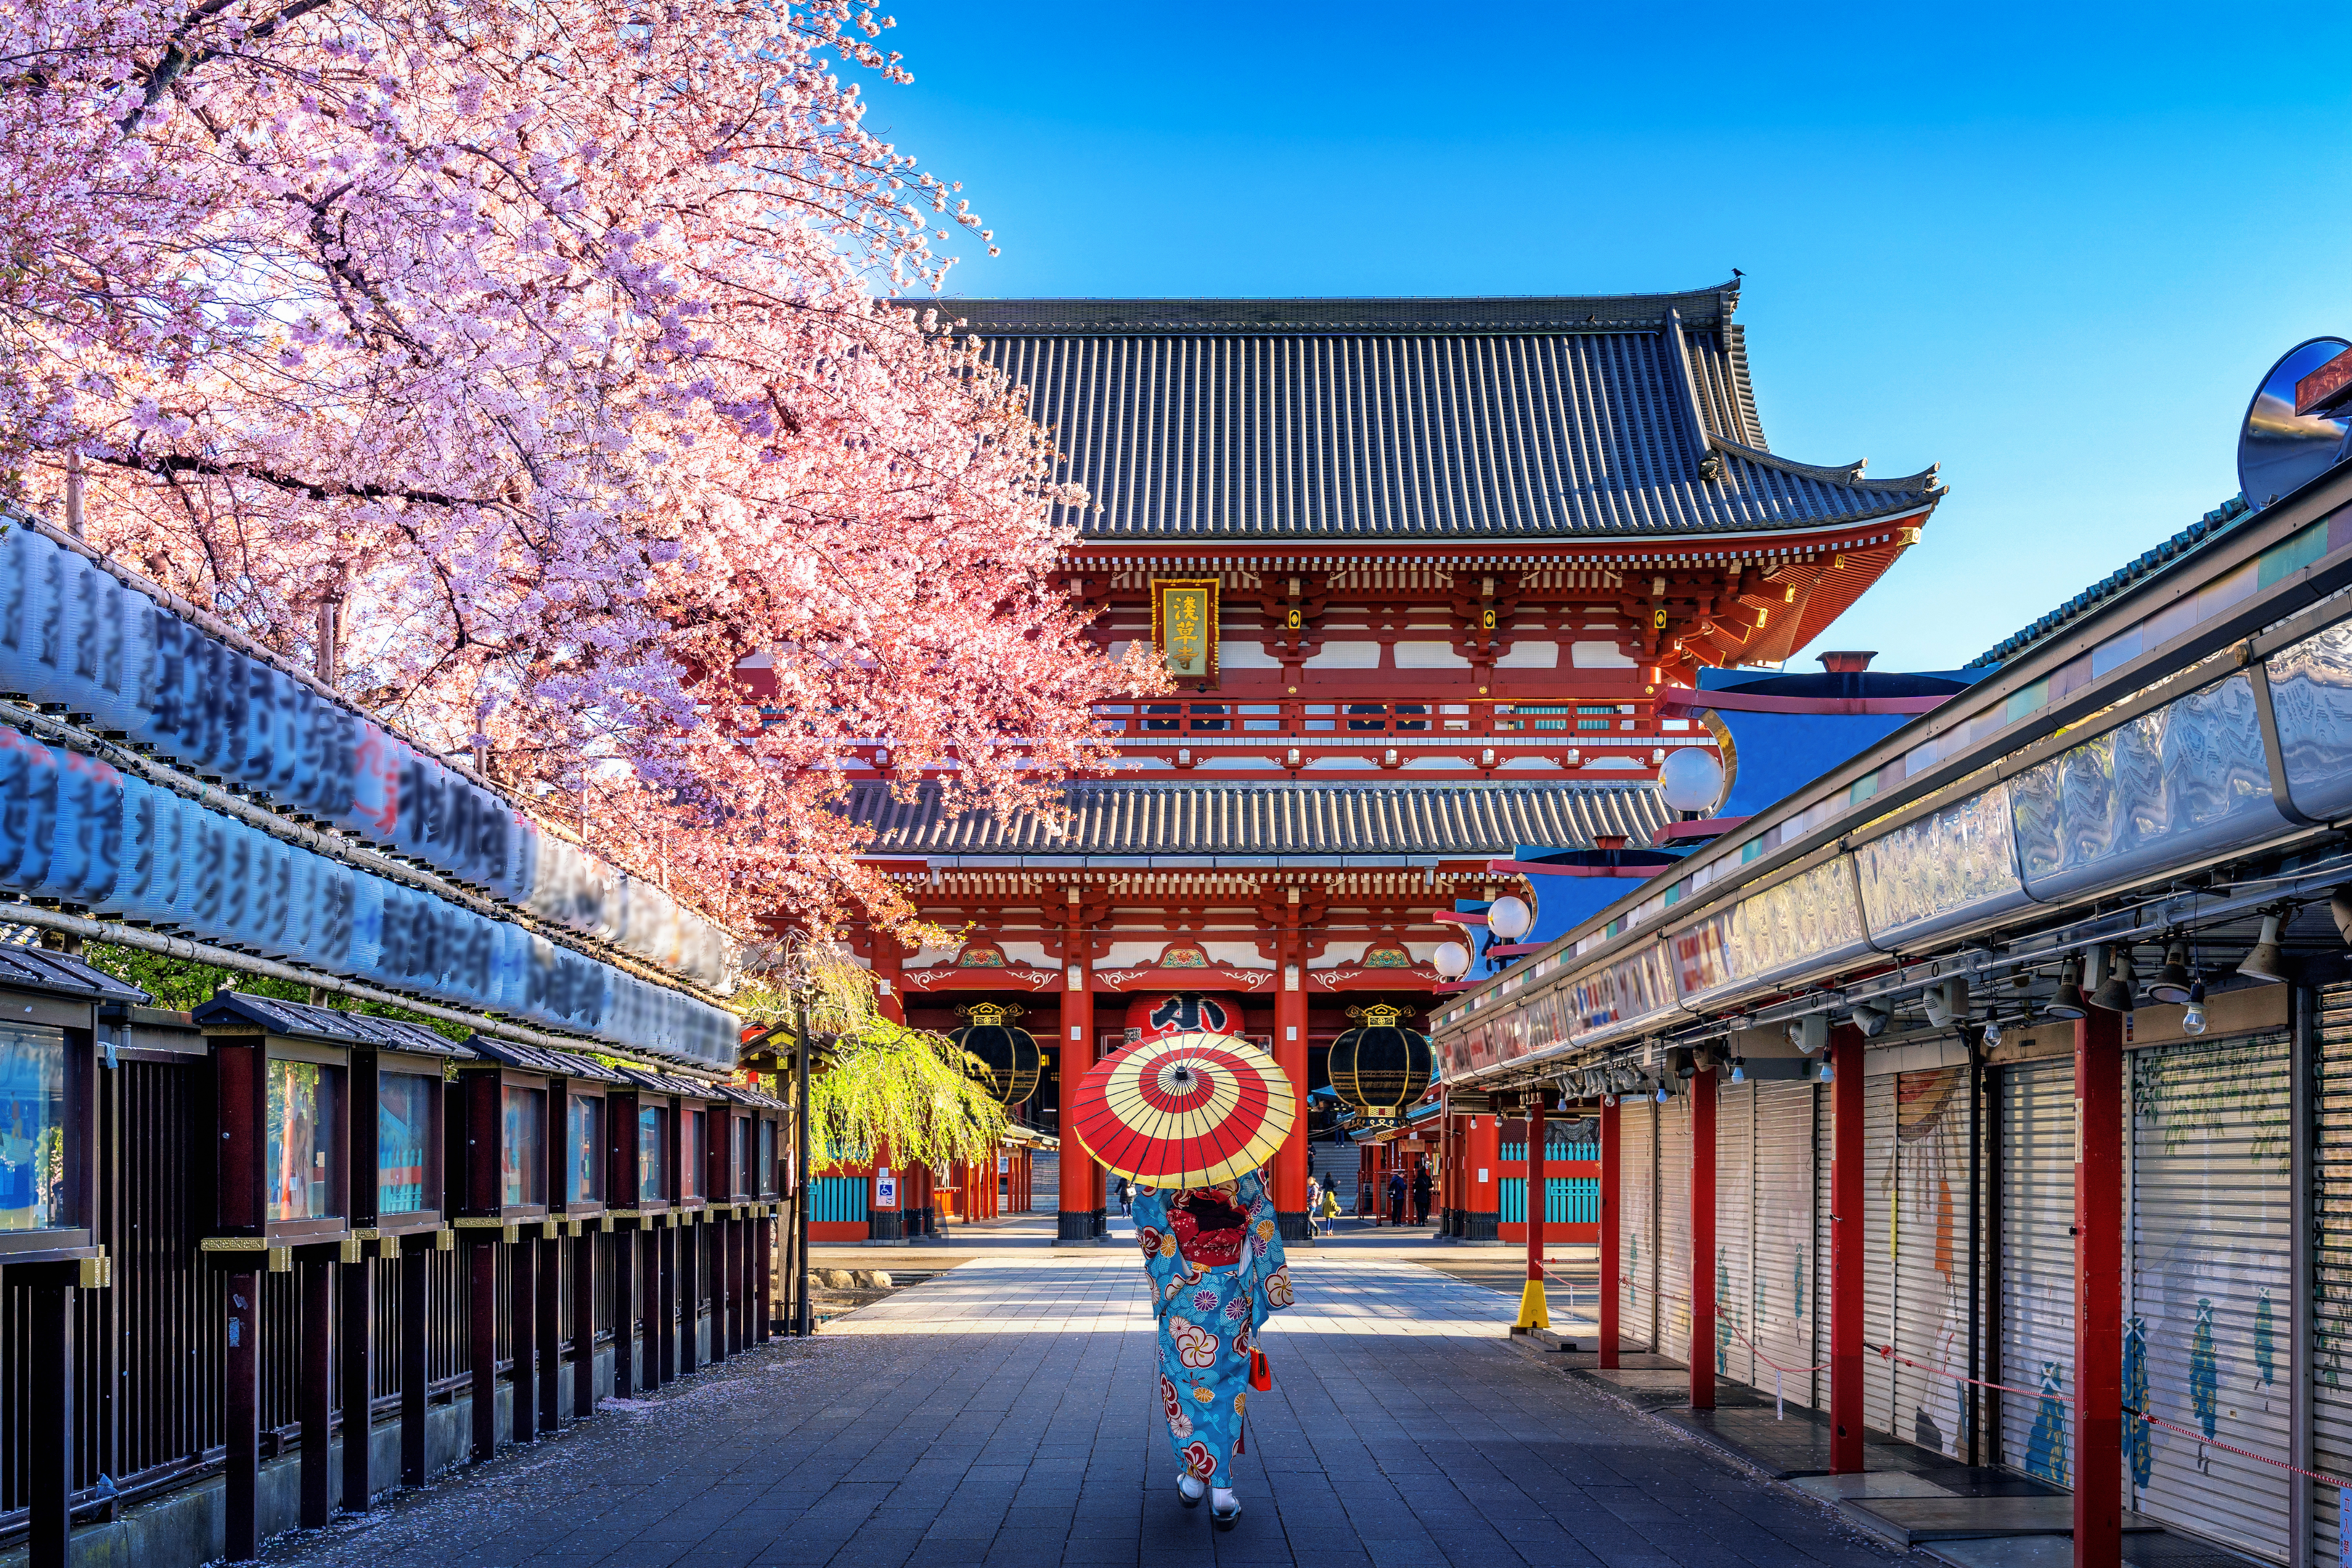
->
(794, 995, 814, 1338)
(1514, 1094, 1549, 1331)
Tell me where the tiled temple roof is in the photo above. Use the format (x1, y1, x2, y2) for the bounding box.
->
(847, 780, 1670, 860)
(905, 284, 1942, 543)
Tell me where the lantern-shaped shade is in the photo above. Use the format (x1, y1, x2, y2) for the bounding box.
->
(1328, 1003, 1433, 1121)
(952, 1003, 1041, 1107)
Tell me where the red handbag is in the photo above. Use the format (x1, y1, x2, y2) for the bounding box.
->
(1249, 1347, 1273, 1392)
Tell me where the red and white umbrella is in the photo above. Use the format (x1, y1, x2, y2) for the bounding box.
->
(1067, 1031, 1296, 1188)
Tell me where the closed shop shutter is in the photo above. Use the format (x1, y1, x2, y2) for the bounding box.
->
(1715, 1081, 1755, 1389)
(1816, 1077, 1837, 1413)
(2317, 984, 2352, 1565)
(1658, 1093, 1694, 1365)
(1863, 1071, 1898, 1436)
(2000, 1058, 2076, 1485)
(2118, 1032, 2292, 1558)
(1620, 1098, 1657, 1350)
(1892, 1065, 1974, 1461)
(1034, 1151, 1059, 1209)
(1752, 1081, 1817, 1408)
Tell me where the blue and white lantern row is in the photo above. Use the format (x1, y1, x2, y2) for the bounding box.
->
(0, 723, 738, 1064)
(0, 518, 732, 992)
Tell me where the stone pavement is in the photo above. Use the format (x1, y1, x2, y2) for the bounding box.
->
(256, 1241, 1914, 1568)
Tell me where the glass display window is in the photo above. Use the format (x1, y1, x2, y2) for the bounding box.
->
(757, 1119, 778, 1197)
(501, 1085, 547, 1208)
(637, 1103, 669, 1204)
(679, 1107, 705, 1200)
(265, 1058, 344, 1222)
(566, 1093, 604, 1205)
(376, 1071, 436, 1215)
(730, 1115, 748, 1199)
(0, 1023, 66, 1233)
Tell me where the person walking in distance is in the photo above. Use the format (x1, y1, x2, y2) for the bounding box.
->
(1411, 1161, 1433, 1226)
(1358, 1177, 1374, 1222)
(1316, 1183, 1341, 1237)
(1132, 1172, 1291, 1530)
(1387, 1167, 1407, 1228)
(1118, 1178, 1133, 1218)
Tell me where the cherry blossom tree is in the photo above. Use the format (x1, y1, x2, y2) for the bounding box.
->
(0, 0, 1148, 939)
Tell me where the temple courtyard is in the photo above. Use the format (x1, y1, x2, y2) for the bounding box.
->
(248, 1217, 1913, 1568)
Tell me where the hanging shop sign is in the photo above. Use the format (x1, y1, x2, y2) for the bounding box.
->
(1151, 579, 1219, 680)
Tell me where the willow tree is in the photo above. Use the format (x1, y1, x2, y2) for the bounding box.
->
(735, 938, 1007, 1170)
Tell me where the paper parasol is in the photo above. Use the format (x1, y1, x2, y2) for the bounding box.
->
(1067, 1031, 1297, 1188)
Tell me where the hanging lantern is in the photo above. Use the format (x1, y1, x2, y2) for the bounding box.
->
(952, 1003, 1042, 1108)
(1328, 1002, 1433, 1121)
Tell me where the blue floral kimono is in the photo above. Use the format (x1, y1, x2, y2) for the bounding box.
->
(1132, 1169, 1292, 1486)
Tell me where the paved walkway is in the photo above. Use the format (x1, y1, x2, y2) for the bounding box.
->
(258, 1246, 1909, 1568)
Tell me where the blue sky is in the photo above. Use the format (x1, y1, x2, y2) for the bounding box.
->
(864, 2, 2352, 671)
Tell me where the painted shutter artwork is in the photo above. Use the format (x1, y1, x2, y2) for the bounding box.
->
(1892, 1066, 1974, 1461)
(2126, 1032, 2291, 1559)
(1751, 1080, 1816, 1410)
(1863, 1071, 1898, 1436)
(2000, 1058, 2076, 1485)
(1715, 1079, 1755, 1389)
(1620, 1098, 1657, 1351)
(2315, 987, 2352, 1568)
(1657, 1093, 1693, 1366)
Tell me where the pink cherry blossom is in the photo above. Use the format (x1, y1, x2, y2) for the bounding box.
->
(0, 0, 1156, 943)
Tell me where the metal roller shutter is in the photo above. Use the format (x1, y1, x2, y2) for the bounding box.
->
(1892, 1066, 1974, 1461)
(1620, 1098, 1657, 1351)
(2000, 1058, 2076, 1485)
(1863, 1071, 1898, 1436)
(1752, 1081, 1818, 1409)
(2118, 1032, 2292, 1558)
(1716, 1080, 1755, 1389)
(1658, 1093, 1694, 1365)
(2318, 984, 2352, 1566)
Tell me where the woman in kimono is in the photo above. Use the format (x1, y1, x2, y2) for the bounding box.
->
(1131, 1167, 1292, 1529)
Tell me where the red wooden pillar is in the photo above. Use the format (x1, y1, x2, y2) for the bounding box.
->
(1829, 1024, 1866, 1473)
(299, 1252, 332, 1526)
(1599, 1095, 1621, 1368)
(572, 1228, 597, 1418)
(468, 1239, 499, 1461)
(1690, 1066, 1716, 1411)
(510, 1235, 536, 1444)
(2075, 1008, 2124, 1566)
(28, 1276, 75, 1568)
(226, 1270, 261, 1561)
(537, 1231, 561, 1428)
(340, 1253, 373, 1512)
(1274, 927, 1311, 1238)
(1058, 971, 1098, 1243)
(1466, 1111, 1500, 1241)
(399, 1246, 429, 1485)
